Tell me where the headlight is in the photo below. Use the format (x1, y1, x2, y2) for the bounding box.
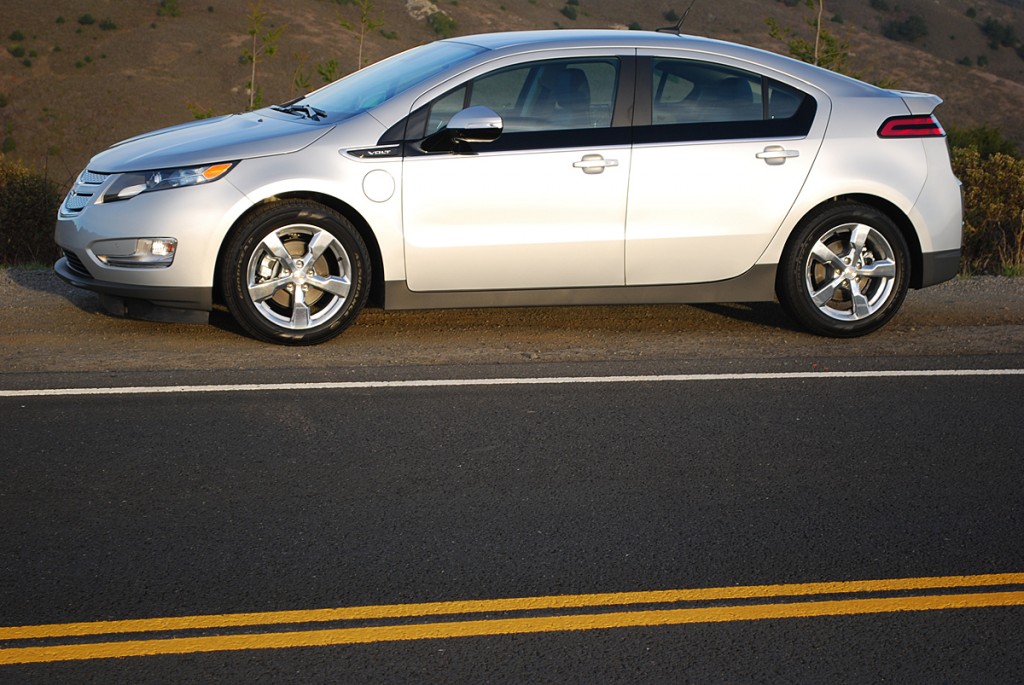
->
(102, 162, 236, 202)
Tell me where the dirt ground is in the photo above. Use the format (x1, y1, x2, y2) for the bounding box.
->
(1, 268, 1022, 378)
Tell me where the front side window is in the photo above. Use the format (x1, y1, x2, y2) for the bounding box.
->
(408, 57, 625, 151)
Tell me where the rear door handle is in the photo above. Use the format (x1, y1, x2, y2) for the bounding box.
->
(573, 154, 619, 174)
(756, 146, 800, 165)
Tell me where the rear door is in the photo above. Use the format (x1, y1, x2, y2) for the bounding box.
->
(625, 55, 829, 285)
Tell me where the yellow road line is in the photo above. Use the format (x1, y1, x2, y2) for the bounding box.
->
(2, 590, 1023, 665)
(3, 572, 1022, 641)
(2, 574, 1023, 666)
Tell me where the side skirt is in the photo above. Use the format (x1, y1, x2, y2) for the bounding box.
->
(383, 264, 778, 311)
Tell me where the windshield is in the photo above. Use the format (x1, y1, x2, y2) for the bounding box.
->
(297, 41, 487, 121)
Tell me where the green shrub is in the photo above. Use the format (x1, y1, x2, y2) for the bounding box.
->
(948, 124, 1019, 159)
(8, 45, 25, 58)
(0, 158, 63, 266)
(9, 30, 25, 41)
(78, 14, 96, 26)
(157, 0, 182, 17)
(560, 5, 578, 20)
(883, 15, 928, 42)
(427, 12, 456, 38)
(952, 147, 1024, 275)
(99, 18, 117, 31)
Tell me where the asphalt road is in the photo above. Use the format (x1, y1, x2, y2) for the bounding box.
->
(1, 270, 1023, 682)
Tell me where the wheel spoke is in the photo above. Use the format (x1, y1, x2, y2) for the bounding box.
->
(856, 259, 896, 279)
(810, 275, 846, 307)
(290, 287, 311, 328)
(810, 240, 846, 271)
(259, 232, 295, 267)
(308, 274, 351, 299)
(248, 278, 289, 302)
(304, 229, 336, 265)
(849, 279, 871, 319)
(850, 224, 872, 264)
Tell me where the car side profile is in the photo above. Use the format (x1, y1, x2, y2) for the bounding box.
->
(55, 29, 962, 344)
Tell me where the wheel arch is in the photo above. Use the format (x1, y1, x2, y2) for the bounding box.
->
(213, 192, 386, 308)
(788, 194, 924, 289)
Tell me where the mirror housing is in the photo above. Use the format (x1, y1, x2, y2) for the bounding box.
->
(446, 106, 503, 144)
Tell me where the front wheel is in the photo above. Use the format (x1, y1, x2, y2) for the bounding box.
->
(222, 200, 370, 345)
(777, 203, 910, 337)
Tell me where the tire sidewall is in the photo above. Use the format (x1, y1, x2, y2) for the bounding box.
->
(222, 201, 370, 345)
(778, 203, 910, 338)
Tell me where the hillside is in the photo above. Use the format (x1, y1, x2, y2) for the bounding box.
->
(2, 0, 1023, 188)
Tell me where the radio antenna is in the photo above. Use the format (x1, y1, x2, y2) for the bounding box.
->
(656, 0, 699, 35)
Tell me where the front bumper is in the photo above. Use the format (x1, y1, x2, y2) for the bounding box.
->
(55, 256, 212, 323)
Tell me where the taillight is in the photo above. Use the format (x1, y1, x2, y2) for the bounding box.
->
(877, 114, 945, 138)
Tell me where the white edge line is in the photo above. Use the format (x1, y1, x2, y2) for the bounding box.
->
(2, 369, 1023, 399)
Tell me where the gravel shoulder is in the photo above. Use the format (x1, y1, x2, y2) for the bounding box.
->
(1, 268, 1022, 380)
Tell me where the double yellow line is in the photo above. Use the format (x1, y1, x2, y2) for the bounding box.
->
(2, 573, 1023, 665)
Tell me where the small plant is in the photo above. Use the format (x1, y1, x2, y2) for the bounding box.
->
(157, 0, 182, 17)
(663, 9, 679, 22)
(21, 59, 32, 68)
(427, 11, 457, 38)
(560, 5, 578, 21)
(78, 14, 96, 26)
(7, 45, 26, 58)
(628, 21, 643, 30)
(338, 0, 383, 68)
(99, 18, 117, 31)
(186, 101, 219, 119)
(380, 29, 398, 40)
(956, 55, 972, 66)
(966, 8, 977, 19)
(9, 30, 25, 41)
(241, 1, 284, 110)
(882, 15, 928, 42)
(56, 16, 65, 24)
(869, 0, 889, 11)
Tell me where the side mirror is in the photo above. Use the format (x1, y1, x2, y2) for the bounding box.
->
(446, 106, 503, 144)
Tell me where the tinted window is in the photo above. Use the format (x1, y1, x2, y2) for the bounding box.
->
(636, 58, 816, 144)
(652, 60, 763, 125)
(424, 58, 620, 136)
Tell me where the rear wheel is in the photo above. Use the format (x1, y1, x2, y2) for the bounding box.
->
(777, 202, 909, 337)
(222, 200, 370, 345)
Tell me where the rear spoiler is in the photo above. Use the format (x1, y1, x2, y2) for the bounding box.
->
(888, 90, 943, 115)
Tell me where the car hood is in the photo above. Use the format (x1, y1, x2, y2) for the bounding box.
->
(88, 112, 334, 173)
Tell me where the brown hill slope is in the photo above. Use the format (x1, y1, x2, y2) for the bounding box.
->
(2, 0, 1022, 187)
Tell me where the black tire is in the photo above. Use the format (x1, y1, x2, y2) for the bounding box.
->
(776, 202, 910, 337)
(221, 200, 370, 345)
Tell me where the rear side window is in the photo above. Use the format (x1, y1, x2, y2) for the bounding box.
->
(638, 58, 815, 143)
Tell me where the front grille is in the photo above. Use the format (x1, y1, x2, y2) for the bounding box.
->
(63, 250, 91, 277)
(61, 169, 110, 216)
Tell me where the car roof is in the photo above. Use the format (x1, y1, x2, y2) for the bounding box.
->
(446, 29, 884, 98)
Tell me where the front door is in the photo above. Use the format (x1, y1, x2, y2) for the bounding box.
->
(402, 56, 631, 292)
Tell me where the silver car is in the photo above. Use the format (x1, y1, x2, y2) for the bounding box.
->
(55, 29, 962, 344)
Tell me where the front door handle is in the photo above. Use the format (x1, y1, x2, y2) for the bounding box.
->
(573, 154, 619, 174)
(756, 145, 800, 166)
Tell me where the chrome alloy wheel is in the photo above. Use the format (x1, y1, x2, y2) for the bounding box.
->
(245, 224, 353, 330)
(803, 222, 898, 322)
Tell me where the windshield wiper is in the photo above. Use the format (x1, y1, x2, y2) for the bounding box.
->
(271, 103, 327, 121)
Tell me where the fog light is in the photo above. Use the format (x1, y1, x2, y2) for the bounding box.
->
(93, 238, 178, 267)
